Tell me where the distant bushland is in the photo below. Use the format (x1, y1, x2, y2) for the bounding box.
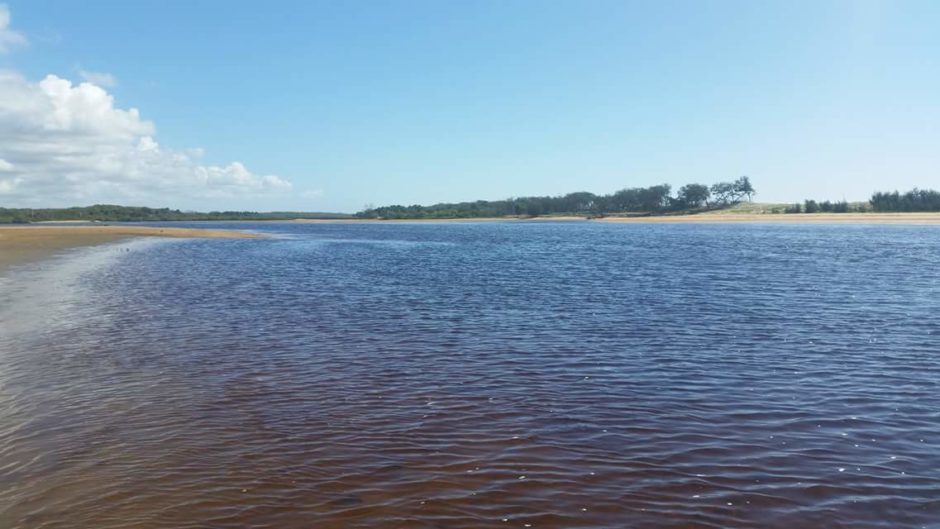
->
(781, 188, 940, 214)
(0, 205, 351, 224)
(870, 189, 940, 212)
(782, 200, 862, 214)
(357, 176, 755, 219)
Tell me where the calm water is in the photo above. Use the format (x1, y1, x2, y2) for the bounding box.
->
(1, 222, 939, 529)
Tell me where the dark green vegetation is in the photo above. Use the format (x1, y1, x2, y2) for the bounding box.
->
(780, 200, 857, 214)
(7, 184, 936, 224)
(779, 188, 940, 214)
(357, 177, 755, 219)
(869, 189, 940, 212)
(0, 205, 350, 224)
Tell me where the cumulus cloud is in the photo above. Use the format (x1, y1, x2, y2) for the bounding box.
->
(0, 5, 291, 207)
(0, 4, 26, 54)
(0, 71, 292, 206)
(78, 68, 117, 88)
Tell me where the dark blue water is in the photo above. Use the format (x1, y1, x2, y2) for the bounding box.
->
(2, 221, 939, 528)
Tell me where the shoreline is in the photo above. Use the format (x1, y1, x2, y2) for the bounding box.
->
(4, 212, 937, 272)
(599, 212, 940, 224)
(291, 212, 940, 225)
(0, 225, 259, 273)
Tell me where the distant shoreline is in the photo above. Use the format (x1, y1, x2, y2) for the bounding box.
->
(0, 225, 259, 273)
(292, 212, 940, 224)
(4, 213, 938, 273)
(601, 212, 940, 224)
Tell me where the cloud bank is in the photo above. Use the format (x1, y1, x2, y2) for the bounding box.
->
(0, 72, 292, 206)
(0, 6, 291, 208)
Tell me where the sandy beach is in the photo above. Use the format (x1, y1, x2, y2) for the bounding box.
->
(289, 217, 552, 223)
(293, 212, 940, 225)
(0, 225, 259, 273)
(597, 212, 940, 224)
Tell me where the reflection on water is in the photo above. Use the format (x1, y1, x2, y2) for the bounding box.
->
(1, 222, 939, 528)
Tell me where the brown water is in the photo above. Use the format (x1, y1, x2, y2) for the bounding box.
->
(1, 222, 939, 528)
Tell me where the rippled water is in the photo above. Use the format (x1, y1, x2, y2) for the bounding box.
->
(2, 222, 939, 528)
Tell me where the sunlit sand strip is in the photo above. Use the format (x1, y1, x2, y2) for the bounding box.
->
(0, 225, 260, 273)
(597, 212, 940, 224)
(292, 212, 940, 225)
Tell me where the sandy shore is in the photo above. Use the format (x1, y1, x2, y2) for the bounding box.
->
(289, 217, 549, 223)
(4, 213, 935, 271)
(293, 213, 940, 224)
(597, 212, 940, 224)
(0, 225, 259, 273)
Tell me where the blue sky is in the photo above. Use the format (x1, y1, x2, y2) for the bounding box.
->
(1, 0, 939, 212)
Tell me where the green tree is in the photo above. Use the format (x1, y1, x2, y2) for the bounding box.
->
(709, 182, 735, 205)
(676, 183, 711, 209)
(733, 176, 755, 202)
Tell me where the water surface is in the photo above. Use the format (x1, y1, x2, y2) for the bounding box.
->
(1, 222, 939, 528)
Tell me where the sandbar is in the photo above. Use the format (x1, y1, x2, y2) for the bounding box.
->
(0, 225, 258, 273)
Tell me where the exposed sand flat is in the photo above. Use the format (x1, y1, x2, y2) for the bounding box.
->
(0, 225, 259, 272)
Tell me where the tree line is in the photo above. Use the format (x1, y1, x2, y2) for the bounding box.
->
(8, 183, 934, 224)
(0, 205, 350, 224)
(869, 189, 940, 212)
(779, 188, 940, 214)
(357, 177, 755, 219)
(778, 200, 856, 214)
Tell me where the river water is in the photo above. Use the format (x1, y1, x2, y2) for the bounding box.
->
(1, 221, 938, 528)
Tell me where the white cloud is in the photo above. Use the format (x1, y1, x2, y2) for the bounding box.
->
(0, 6, 290, 208)
(78, 68, 117, 88)
(0, 70, 292, 206)
(0, 4, 26, 54)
